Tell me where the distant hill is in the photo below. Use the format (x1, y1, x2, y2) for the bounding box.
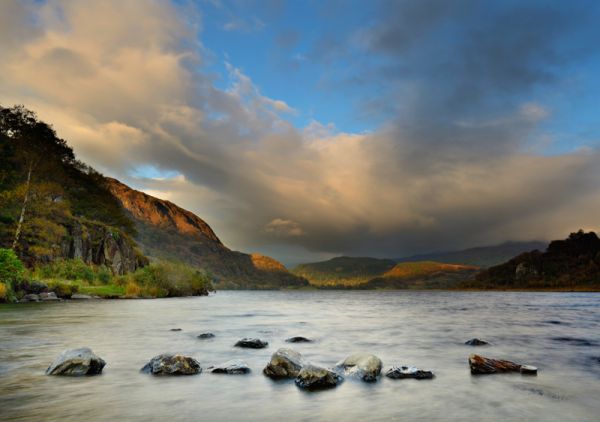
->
(396, 241, 547, 268)
(361, 261, 479, 289)
(292, 256, 396, 286)
(106, 178, 308, 289)
(466, 231, 600, 290)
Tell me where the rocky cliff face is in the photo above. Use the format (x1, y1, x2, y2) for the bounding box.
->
(104, 178, 308, 289)
(61, 219, 147, 275)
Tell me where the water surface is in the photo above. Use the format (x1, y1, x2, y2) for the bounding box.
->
(1, 291, 599, 421)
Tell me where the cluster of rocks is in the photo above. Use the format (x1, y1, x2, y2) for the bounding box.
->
(44, 336, 538, 386)
(20, 292, 97, 302)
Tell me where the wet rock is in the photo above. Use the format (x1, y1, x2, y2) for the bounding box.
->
(21, 294, 40, 302)
(40, 292, 59, 301)
(263, 348, 304, 379)
(469, 354, 526, 375)
(197, 333, 215, 339)
(335, 353, 382, 382)
(386, 366, 435, 380)
(71, 294, 93, 300)
(46, 347, 106, 376)
(465, 338, 489, 346)
(235, 338, 268, 349)
(141, 354, 201, 375)
(208, 360, 251, 374)
(170, 328, 182, 332)
(286, 336, 312, 343)
(295, 364, 343, 390)
(520, 365, 538, 375)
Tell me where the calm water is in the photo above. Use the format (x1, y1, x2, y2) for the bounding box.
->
(1, 291, 599, 421)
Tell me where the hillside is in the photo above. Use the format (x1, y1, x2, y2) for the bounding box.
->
(396, 241, 546, 268)
(361, 261, 479, 289)
(106, 178, 308, 289)
(466, 231, 600, 290)
(292, 256, 396, 286)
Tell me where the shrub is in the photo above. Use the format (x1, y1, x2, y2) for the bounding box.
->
(125, 282, 142, 297)
(47, 281, 79, 298)
(0, 248, 25, 288)
(97, 267, 111, 284)
(33, 259, 104, 283)
(0, 282, 7, 301)
(132, 261, 212, 297)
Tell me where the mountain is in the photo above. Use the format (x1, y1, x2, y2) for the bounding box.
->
(395, 241, 547, 268)
(361, 261, 479, 289)
(105, 178, 308, 289)
(292, 256, 397, 286)
(466, 231, 600, 290)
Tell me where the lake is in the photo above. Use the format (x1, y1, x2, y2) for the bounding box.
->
(1, 291, 599, 421)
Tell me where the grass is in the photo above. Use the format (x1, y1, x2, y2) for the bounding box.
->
(76, 284, 125, 298)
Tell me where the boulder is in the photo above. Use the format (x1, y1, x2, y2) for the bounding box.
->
(40, 292, 59, 301)
(197, 333, 215, 339)
(234, 338, 268, 349)
(21, 294, 40, 302)
(263, 348, 304, 379)
(335, 353, 382, 382)
(386, 366, 434, 380)
(468, 354, 537, 375)
(295, 364, 343, 390)
(141, 354, 201, 375)
(46, 347, 106, 376)
(465, 338, 489, 346)
(208, 360, 251, 374)
(71, 294, 93, 300)
(286, 336, 312, 343)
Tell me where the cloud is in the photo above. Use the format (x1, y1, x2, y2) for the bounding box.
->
(265, 219, 304, 237)
(1, 0, 599, 262)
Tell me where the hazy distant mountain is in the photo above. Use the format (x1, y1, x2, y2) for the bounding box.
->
(466, 231, 600, 290)
(106, 178, 308, 289)
(361, 261, 479, 289)
(292, 256, 396, 286)
(395, 241, 547, 268)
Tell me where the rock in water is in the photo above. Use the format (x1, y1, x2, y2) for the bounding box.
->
(71, 294, 93, 300)
(386, 366, 434, 380)
(469, 354, 522, 374)
(235, 338, 268, 349)
(520, 365, 538, 375)
(335, 353, 382, 382)
(285, 336, 312, 343)
(465, 338, 489, 346)
(46, 348, 106, 376)
(197, 333, 215, 339)
(295, 364, 343, 390)
(40, 292, 59, 301)
(21, 294, 40, 302)
(170, 328, 182, 332)
(263, 348, 304, 378)
(208, 360, 251, 374)
(141, 354, 201, 375)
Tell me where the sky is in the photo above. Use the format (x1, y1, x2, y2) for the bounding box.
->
(1, 0, 600, 266)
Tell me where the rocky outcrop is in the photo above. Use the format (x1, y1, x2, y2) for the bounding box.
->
(234, 338, 268, 349)
(40, 292, 59, 301)
(386, 366, 434, 380)
(335, 353, 382, 382)
(465, 338, 489, 346)
(208, 360, 251, 374)
(469, 354, 537, 375)
(46, 348, 106, 376)
(197, 333, 215, 339)
(141, 354, 202, 375)
(61, 220, 147, 275)
(295, 364, 343, 390)
(263, 348, 304, 379)
(105, 177, 309, 289)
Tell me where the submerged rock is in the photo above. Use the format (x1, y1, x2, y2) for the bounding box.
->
(295, 364, 343, 390)
(208, 359, 251, 374)
(335, 353, 382, 382)
(263, 348, 304, 379)
(197, 333, 215, 339)
(170, 328, 182, 332)
(46, 347, 106, 376)
(71, 294, 93, 300)
(235, 338, 268, 349)
(465, 338, 489, 346)
(285, 336, 312, 343)
(141, 354, 201, 375)
(386, 366, 434, 380)
(469, 354, 536, 375)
